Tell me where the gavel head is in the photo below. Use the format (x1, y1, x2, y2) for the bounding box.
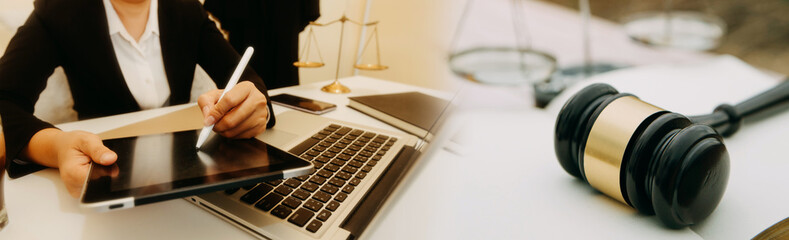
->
(554, 83, 730, 228)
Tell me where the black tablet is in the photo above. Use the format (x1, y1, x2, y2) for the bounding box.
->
(80, 130, 313, 211)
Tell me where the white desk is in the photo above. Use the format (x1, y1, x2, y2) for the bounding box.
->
(6, 68, 780, 240)
(395, 56, 784, 240)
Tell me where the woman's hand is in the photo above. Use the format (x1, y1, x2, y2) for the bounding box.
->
(197, 81, 270, 139)
(26, 129, 118, 198)
(54, 131, 118, 198)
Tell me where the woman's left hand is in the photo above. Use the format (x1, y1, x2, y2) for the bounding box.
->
(197, 81, 270, 139)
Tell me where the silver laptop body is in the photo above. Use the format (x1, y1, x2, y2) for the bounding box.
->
(187, 110, 421, 239)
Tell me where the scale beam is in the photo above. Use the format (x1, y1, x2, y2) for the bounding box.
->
(295, 14, 388, 94)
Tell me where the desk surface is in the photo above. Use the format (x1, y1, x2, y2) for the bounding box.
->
(0, 76, 446, 240)
(438, 56, 788, 240)
(0, 76, 705, 240)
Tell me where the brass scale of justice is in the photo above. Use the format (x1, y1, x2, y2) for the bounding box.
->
(294, 15, 388, 93)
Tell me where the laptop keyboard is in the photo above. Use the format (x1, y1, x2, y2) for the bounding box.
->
(224, 124, 396, 233)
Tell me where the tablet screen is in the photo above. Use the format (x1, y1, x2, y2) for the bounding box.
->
(82, 130, 312, 207)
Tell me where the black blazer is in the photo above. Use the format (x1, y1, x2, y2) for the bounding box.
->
(204, 0, 319, 89)
(0, 0, 276, 178)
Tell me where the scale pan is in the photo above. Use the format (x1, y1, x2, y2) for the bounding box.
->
(354, 64, 388, 70)
(449, 47, 556, 85)
(293, 61, 325, 68)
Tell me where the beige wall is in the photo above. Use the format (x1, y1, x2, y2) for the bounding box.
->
(358, 0, 459, 91)
(297, 0, 368, 86)
(299, 0, 462, 91)
(0, 23, 11, 54)
(0, 0, 33, 52)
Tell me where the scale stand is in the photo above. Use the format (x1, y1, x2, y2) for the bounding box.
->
(294, 15, 388, 94)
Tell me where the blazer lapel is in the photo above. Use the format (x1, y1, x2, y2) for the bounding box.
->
(79, 0, 141, 113)
(157, 0, 193, 106)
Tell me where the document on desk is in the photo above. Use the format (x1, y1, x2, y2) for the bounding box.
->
(55, 103, 204, 139)
(548, 55, 789, 239)
(348, 91, 449, 138)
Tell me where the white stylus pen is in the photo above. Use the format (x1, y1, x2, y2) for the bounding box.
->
(196, 46, 254, 149)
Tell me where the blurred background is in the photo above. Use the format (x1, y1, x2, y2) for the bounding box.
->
(547, 0, 789, 76)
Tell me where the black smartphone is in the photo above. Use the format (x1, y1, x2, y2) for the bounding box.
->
(270, 93, 337, 114)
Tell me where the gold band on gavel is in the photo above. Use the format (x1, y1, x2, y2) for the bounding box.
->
(583, 96, 663, 204)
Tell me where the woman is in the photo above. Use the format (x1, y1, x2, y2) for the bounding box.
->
(0, 0, 274, 197)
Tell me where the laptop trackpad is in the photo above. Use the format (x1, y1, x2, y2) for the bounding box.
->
(257, 128, 299, 150)
(258, 111, 333, 150)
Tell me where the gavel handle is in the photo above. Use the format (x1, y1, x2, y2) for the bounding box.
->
(690, 78, 789, 137)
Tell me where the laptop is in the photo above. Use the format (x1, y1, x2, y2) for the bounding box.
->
(187, 93, 455, 239)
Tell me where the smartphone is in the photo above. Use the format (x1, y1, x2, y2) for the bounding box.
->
(270, 93, 337, 114)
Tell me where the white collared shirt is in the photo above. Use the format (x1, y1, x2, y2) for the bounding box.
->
(103, 0, 170, 110)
